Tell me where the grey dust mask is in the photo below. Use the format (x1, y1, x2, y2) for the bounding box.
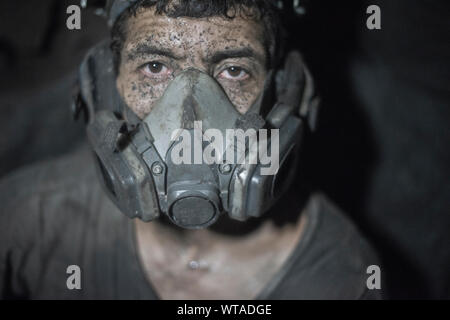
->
(75, 41, 318, 229)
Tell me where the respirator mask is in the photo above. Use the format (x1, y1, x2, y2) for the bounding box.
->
(76, 37, 318, 229)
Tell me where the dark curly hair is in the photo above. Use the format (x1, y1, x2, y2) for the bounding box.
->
(110, 0, 285, 74)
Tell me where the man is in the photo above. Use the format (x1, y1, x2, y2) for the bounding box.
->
(0, 0, 381, 299)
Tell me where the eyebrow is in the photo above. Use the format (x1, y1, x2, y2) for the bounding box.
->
(126, 43, 266, 67)
(126, 43, 185, 62)
(206, 47, 266, 66)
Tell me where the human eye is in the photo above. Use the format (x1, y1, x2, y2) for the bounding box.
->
(217, 66, 250, 81)
(140, 61, 172, 79)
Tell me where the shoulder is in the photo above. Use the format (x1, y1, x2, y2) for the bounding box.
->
(312, 193, 383, 298)
(0, 145, 102, 250)
(309, 193, 383, 299)
(0, 144, 97, 202)
(307, 193, 378, 258)
(270, 193, 384, 299)
(0, 145, 130, 299)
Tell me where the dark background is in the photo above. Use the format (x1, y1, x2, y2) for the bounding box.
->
(0, 0, 448, 299)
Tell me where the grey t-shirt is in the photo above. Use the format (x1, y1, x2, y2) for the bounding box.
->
(0, 145, 382, 299)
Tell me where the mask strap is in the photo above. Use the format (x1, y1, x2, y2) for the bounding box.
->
(272, 50, 320, 131)
(78, 40, 122, 124)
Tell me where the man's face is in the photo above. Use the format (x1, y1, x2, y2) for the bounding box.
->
(116, 7, 268, 119)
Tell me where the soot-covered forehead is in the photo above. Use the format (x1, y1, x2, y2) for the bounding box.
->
(109, 0, 284, 73)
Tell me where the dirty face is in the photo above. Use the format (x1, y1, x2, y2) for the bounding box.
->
(116, 7, 268, 119)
